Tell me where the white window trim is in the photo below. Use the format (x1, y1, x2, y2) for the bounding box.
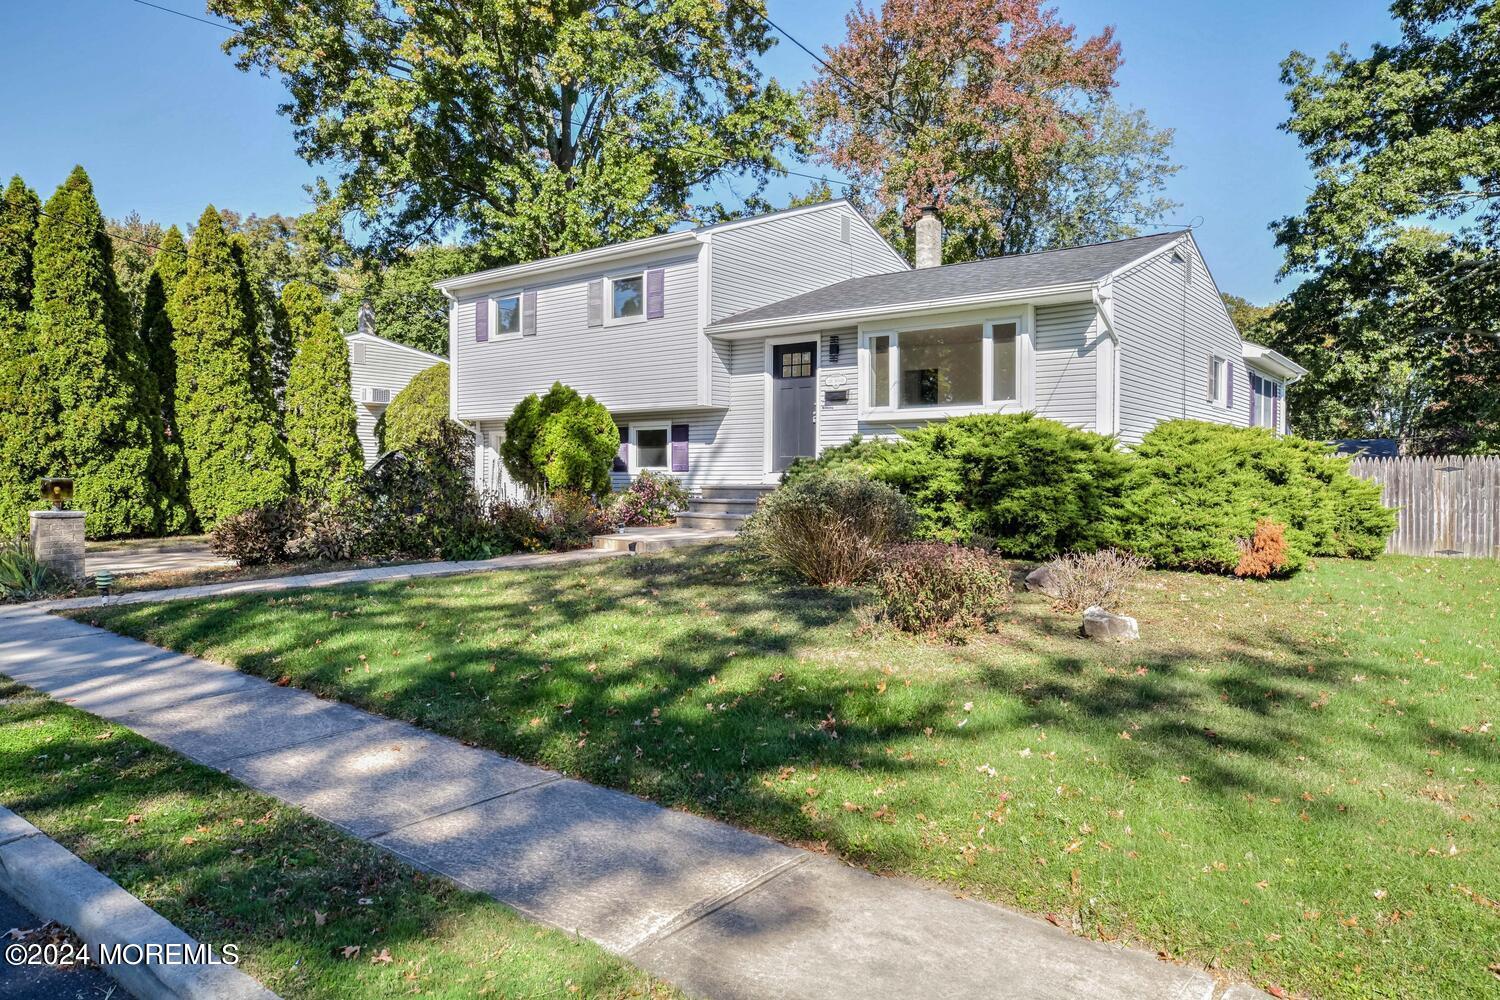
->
(629, 421, 671, 473)
(486, 291, 523, 339)
(1208, 354, 1229, 408)
(604, 271, 648, 327)
(856, 307, 1034, 419)
(761, 333, 822, 478)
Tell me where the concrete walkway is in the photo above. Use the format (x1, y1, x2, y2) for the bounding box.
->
(0, 606, 1258, 999)
(85, 537, 231, 577)
(37, 546, 622, 614)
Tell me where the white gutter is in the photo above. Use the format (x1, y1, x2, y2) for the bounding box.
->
(433, 231, 701, 293)
(706, 281, 1097, 338)
(1242, 341, 1307, 383)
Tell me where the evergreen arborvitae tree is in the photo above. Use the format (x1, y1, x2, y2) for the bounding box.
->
(28, 166, 171, 537)
(228, 233, 277, 416)
(137, 225, 193, 531)
(282, 281, 363, 503)
(0, 176, 44, 533)
(172, 206, 293, 528)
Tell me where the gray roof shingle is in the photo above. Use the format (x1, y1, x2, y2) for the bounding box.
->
(710, 230, 1186, 328)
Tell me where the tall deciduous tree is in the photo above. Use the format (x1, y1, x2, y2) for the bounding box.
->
(1273, 0, 1500, 452)
(282, 281, 363, 503)
(172, 206, 293, 528)
(27, 167, 179, 537)
(208, 0, 807, 262)
(808, 0, 1176, 260)
(0, 176, 44, 532)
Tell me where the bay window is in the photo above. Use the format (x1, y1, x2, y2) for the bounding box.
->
(863, 316, 1026, 415)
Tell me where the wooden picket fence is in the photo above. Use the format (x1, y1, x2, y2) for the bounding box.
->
(1348, 455, 1500, 558)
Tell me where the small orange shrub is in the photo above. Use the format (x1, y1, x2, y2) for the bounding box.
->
(1234, 519, 1290, 578)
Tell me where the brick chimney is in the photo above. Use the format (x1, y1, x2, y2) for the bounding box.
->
(914, 204, 942, 269)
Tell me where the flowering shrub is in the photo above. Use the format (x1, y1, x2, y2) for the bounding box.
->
(876, 543, 1012, 640)
(613, 471, 689, 527)
(1040, 548, 1152, 612)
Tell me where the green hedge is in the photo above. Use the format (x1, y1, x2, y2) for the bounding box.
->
(787, 414, 1394, 575)
(790, 414, 1129, 559)
(1116, 420, 1394, 573)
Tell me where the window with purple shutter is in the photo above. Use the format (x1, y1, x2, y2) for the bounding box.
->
(613, 425, 628, 473)
(670, 423, 689, 472)
(474, 300, 488, 342)
(1226, 362, 1235, 410)
(646, 269, 665, 320)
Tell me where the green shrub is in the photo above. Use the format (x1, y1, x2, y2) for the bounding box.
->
(1116, 421, 1395, 573)
(612, 471, 690, 527)
(535, 394, 616, 494)
(793, 415, 1128, 558)
(363, 421, 474, 559)
(875, 543, 1012, 640)
(502, 382, 616, 495)
(282, 282, 364, 503)
(742, 471, 915, 586)
(0, 537, 71, 602)
(377, 362, 453, 454)
(210, 500, 303, 566)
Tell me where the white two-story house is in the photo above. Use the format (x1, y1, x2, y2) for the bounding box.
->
(434, 200, 1305, 498)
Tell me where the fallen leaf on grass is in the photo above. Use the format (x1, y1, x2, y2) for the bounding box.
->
(95, 731, 113, 740)
(369, 948, 393, 965)
(1043, 913, 1065, 928)
(341, 945, 361, 960)
(313, 911, 326, 927)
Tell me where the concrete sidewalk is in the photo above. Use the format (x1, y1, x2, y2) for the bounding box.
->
(0, 604, 1258, 1000)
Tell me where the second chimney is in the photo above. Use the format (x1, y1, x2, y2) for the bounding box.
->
(914, 204, 942, 269)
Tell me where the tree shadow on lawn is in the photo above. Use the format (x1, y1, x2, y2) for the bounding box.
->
(0, 693, 664, 999)
(78, 549, 1488, 860)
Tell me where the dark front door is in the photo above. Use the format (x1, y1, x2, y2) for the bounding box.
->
(772, 342, 817, 471)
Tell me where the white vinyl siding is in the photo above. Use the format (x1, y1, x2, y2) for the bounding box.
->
(346, 334, 446, 467)
(453, 251, 701, 421)
(1112, 240, 1250, 443)
(1032, 301, 1101, 431)
(708, 204, 905, 322)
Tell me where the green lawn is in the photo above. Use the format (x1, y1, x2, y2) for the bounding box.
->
(72, 549, 1499, 999)
(0, 685, 675, 1000)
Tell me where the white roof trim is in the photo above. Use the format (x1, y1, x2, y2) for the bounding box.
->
(1241, 341, 1307, 382)
(707, 282, 1095, 338)
(1101, 232, 1190, 283)
(345, 331, 447, 365)
(433, 231, 701, 293)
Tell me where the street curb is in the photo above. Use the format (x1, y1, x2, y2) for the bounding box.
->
(0, 806, 280, 1000)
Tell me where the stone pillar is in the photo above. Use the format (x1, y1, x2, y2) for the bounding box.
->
(30, 510, 86, 580)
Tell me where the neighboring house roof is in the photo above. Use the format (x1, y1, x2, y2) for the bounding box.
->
(431, 199, 905, 294)
(707, 231, 1187, 333)
(345, 330, 447, 365)
(1241, 340, 1307, 382)
(1333, 438, 1400, 458)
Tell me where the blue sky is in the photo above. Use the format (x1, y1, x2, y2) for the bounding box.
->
(1, 1, 1397, 302)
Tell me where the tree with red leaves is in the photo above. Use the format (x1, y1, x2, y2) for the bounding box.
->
(809, 0, 1178, 262)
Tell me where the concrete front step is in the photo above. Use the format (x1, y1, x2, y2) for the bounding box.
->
(687, 497, 762, 516)
(675, 511, 750, 530)
(591, 527, 738, 553)
(695, 484, 775, 501)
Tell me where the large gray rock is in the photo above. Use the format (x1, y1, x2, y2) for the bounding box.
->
(1024, 565, 1063, 598)
(1082, 606, 1139, 641)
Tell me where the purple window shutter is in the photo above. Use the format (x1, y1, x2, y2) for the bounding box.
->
(646, 269, 665, 320)
(613, 425, 628, 473)
(1226, 362, 1235, 410)
(670, 423, 689, 472)
(474, 300, 488, 342)
(521, 289, 537, 336)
